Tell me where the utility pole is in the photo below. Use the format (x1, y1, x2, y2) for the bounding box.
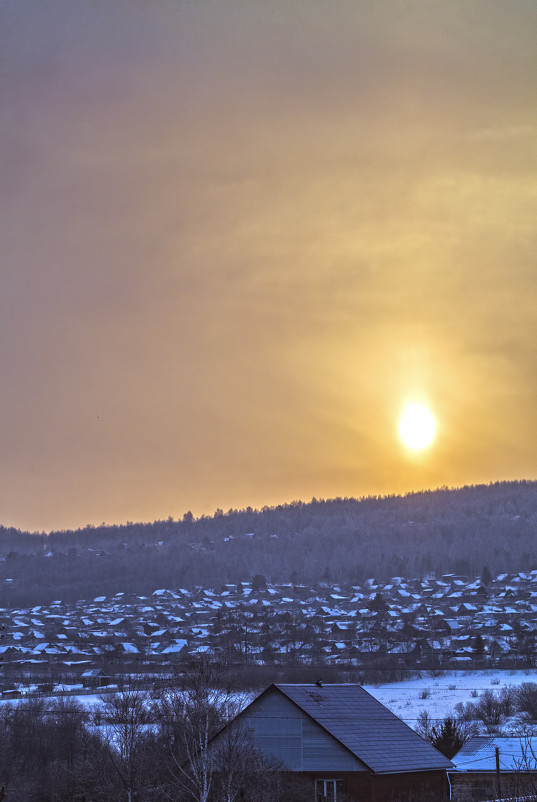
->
(495, 745, 502, 800)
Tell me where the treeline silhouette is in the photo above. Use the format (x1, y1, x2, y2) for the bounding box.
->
(1, 481, 537, 607)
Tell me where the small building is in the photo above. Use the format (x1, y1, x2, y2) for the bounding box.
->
(451, 735, 537, 801)
(36, 682, 54, 694)
(212, 683, 452, 801)
(1, 688, 22, 699)
(81, 668, 111, 688)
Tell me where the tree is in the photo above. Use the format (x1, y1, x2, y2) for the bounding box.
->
(516, 683, 537, 721)
(368, 592, 389, 613)
(508, 736, 537, 801)
(430, 716, 468, 759)
(415, 710, 434, 741)
(211, 722, 284, 802)
(251, 574, 267, 592)
(473, 634, 486, 659)
(98, 685, 152, 802)
(481, 564, 493, 587)
(0, 697, 107, 802)
(160, 658, 233, 802)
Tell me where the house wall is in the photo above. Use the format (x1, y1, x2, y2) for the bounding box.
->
(298, 770, 448, 802)
(450, 771, 529, 801)
(242, 689, 368, 772)
(299, 771, 372, 801)
(370, 770, 449, 801)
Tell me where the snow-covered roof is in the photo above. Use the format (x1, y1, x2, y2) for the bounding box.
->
(452, 736, 537, 773)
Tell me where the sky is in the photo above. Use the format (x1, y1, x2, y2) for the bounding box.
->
(2, 1, 537, 533)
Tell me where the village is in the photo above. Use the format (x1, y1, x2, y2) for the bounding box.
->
(1, 568, 537, 692)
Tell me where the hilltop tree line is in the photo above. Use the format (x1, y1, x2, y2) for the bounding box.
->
(1, 481, 537, 606)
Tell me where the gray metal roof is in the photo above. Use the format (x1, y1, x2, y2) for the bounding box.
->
(452, 736, 537, 773)
(274, 683, 453, 774)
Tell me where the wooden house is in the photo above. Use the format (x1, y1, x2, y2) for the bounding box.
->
(212, 683, 452, 801)
(81, 668, 111, 688)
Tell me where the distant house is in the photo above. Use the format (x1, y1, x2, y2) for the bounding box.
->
(81, 668, 111, 688)
(1, 689, 22, 699)
(212, 683, 452, 801)
(450, 735, 537, 801)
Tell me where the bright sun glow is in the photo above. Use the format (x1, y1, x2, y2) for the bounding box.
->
(399, 403, 436, 450)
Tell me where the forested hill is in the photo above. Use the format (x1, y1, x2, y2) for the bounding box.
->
(1, 481, 537, 606)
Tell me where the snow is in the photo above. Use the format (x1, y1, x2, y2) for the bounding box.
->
(4, 669, 537, 731)
(161, 639, 188, 653)
(363, 669, 537, 728)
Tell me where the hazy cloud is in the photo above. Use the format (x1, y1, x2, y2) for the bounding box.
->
(2, 0, 537, 530)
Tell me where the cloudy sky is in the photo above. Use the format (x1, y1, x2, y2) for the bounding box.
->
(2, 1, 537, 532)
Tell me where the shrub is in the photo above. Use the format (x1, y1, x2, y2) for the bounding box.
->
(475, 689, 504, 728)
(516, 683, 537, 721)
(415, 710, 433, 741)
(454, 701, 476, 723)
(455, 689, 510, 730)
(500, 686, 516, 717)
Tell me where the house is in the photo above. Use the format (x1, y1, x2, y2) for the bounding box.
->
(81, 668, 111, 688)
(450, 735, 537, 801)
(212, 683, 452, 801)
(1, 688, 22, 699)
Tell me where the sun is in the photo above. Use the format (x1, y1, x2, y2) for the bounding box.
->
(398, 403, 436, 450)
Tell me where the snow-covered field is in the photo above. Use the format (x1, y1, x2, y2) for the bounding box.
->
(54, 669, 537, 725)
(4, 670, 537, 733)
(364, 669, 537, 729)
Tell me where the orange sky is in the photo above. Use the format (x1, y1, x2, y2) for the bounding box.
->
(2, 1, 537, 532)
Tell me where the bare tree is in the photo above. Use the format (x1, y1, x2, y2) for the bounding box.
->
(98, 685, 153, 802)
(211, 721, 284, 802)
(507, 736, 537, 800)
(158, 658, 251, 802)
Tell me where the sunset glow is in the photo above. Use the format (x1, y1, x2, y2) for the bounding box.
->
(2, 1, 537, 532)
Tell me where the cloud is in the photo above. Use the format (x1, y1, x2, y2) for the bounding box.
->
(2, 0, 537, 530)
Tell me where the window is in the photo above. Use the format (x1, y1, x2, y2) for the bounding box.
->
(315, 779, 344, 801)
